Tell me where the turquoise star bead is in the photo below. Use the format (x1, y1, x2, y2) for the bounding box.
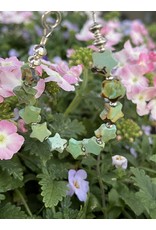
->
(47, 133, 67, 153)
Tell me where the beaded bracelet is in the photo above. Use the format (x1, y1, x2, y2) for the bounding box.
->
(26, 11, 126, 159)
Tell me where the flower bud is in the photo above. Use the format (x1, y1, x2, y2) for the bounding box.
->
(112, 155, 128, 169)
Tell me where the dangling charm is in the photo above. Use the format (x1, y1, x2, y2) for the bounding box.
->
(90, 11, 125, 143)
(28, 11, 62, 69)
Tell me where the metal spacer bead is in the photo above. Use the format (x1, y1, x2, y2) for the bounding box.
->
(109, 101, 117, 107)
(106, 122, 113, 128)
(96, 138, 103, 145)
(81, 146, 86, 152)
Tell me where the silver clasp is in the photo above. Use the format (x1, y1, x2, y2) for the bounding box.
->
(40, 11, 62, 45)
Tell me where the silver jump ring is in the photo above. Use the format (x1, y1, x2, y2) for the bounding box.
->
(42, 11, 62, 31)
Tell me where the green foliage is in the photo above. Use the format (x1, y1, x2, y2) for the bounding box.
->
(0, 169, 23, 193)
(49, 113, 86, 138)
(0, 156, 24, 180)
(0, 202, 28, 219)
(38, 173, 68, 208)
(131, 167, 156, 218)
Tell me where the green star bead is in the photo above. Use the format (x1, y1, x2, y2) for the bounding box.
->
(82, 136, 105, 155)
(30, 122, 51, 142)
(66, 138, 85, 159)
(19, 105, 41, 124)
(100, 102, 124, 123)
(101, 80, 126, 101)
(92, 50, 118, 73)
(94, 123, 116, 143)
(47, 133, 67, 153)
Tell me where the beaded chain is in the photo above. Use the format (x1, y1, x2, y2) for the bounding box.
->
(27, 11, 126, 159)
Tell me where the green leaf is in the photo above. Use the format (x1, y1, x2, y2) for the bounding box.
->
(38, 174, 68, 208)
(47, 160, 68, 180)
(0, 156, 23, 180)
(30, 122, 51, 142)
(149, 154, 156, 163)
(0, 202, 27, 219)
(120, 191, 144, 216)
(50, 113, 86, 138)
(19, 105, 41, 124)
(0, 194, 5, 202)
(131, 167, 156, 217)
(24, 138, 52, 162)
(13, 84, 37, 105)
(0, 169, 23, 193)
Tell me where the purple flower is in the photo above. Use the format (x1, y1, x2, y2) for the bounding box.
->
(67, 169, 89, 202)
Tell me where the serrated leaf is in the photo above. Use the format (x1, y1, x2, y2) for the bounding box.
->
(131, 167, 156, 217)
(149, 154, 156, 163)
(13, 84, 36, 105)
(0, 202, 27, 219)
(50, 113, 86, 138)
(24, 138, 52, 161)
(131, 167, 156, 197)
(38, 174, 68, 208)
(0, 156, 23, 180)
(47, 161, 68, 180)
(120, 191, 144, 216)
(0, 169, 23, 193)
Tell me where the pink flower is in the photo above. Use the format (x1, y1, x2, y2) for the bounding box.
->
(130, 20, 148, 45)
(67, 169, 89, 202)
(147, 99, 156, 120)
(33, 79, 45, 99)
(0, 57, 23, 103)
(17, 119, 28, 133)
(0, 120, 24, 160)
(36, 60, 83, 92)
(0, 11, 32, 24)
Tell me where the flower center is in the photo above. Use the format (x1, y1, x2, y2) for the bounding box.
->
(116, 156, 123, 161)
(0, 61, 13, 67)
(73, 180, 80, 189)
(0, 134, 6, 144)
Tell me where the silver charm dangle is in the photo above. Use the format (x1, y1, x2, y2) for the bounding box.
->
(89, 11, 106, 52)
(28, 11, 62, 69)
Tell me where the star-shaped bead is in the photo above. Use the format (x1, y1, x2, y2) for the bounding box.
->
(82, 136, 105, 155)
(47, 133, 67, 153)
(19, 105, 41, 124)
(94, 123, 117, 143)
(92, 50, 118, 73)
(66, 138, 85, 159)
(30, 122, 51, 142)
(100, 102, 124, 123)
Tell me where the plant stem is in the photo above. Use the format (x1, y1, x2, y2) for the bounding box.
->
(96, 154, 106, 218)
(15, 189, 33, 217)
(64, 68, 89, 116)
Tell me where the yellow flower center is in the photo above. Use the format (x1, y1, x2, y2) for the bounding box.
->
(73, 180, 80, 189)
(0, 134, 6, 144)
(1, 61, 13, 67)
(116, 156, 123, 161)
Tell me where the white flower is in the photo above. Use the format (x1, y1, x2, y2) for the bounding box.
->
(112, 155, 128, 169)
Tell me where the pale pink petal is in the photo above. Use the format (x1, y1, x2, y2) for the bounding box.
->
(7, 133, 24, 152)
(0, 147, 14, 160)
(17, 119, 28, 133)
(0, 120, 17, 134)
(34, 79, 45, 98)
